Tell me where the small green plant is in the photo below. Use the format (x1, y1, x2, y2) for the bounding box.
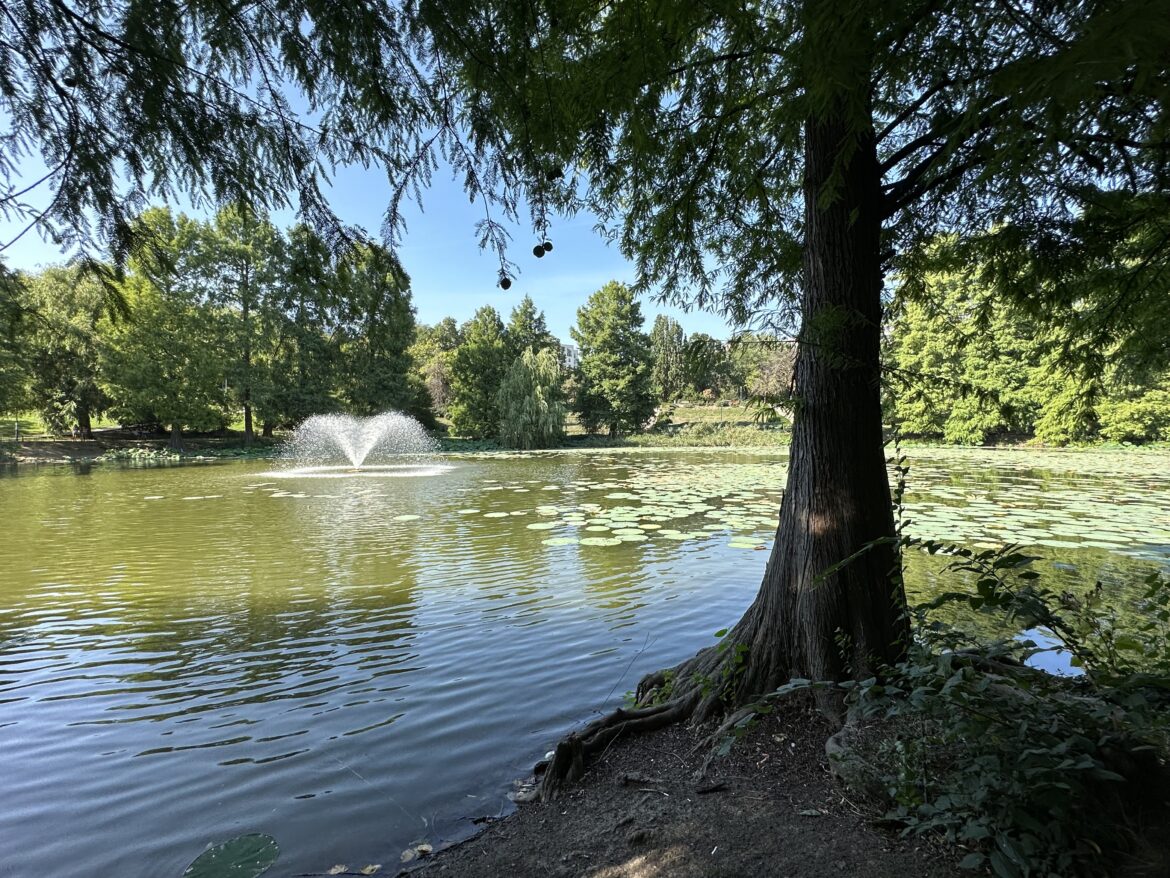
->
(630, 668, 676, 707)
(834, 548, 1170, 877)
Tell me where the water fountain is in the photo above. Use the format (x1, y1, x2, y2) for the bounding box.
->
(273, 411, 450, 478)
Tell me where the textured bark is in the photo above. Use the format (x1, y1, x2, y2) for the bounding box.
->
(241, 263, 254, 447)
(76, 406, 92, 440)
(168, 423, 184, 452)
(723, 93, 908, 708)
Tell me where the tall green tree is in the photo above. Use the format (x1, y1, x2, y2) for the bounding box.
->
(506, 296, 558, 359)
(190, 205, 285, 445)
(888, 263, 1170, 445)
(890, 269, 1042, 444)
(449, 306, 511, 438)
(735, 335, 796, 402)
(571, 281, 654, 437)
(497, 347, 566, 449)
(101, 276, 227, 450)
(20, 266, 110, 437)
(682, 333, 734, 400)
(257, 225, 344, 432)
(416, 0, 1170, 782)
(0, 265, 31, 418)
(335, 244, 420, 418)
(409, 317, 463, 416)
(648, 315, 686, 402)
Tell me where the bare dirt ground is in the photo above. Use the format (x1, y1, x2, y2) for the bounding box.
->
(409, 703, 958, 878)
(3, 439, 109, 461)
(1, 430, 278, 463)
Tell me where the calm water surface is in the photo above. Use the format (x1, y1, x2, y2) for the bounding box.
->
(1, 447, 1168, 876)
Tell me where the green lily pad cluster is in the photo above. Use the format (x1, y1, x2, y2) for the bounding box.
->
(901, 447, 1170, 561)
(473, 456, 786, 550)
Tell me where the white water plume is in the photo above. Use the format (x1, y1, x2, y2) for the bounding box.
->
(283, 412, 438, 468)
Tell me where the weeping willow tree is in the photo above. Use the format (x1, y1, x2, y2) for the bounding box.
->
(497, 347, 566, 449)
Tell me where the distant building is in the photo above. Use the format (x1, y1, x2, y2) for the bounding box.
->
(560, 344, 580, 369)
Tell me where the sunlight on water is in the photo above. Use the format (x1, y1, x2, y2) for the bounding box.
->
(0, 446, 1167, 877)
(264, 463, 456, 479)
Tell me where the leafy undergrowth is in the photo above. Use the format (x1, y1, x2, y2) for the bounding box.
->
(727, 537, 1170, 875)
(809, 548, 1170, 877)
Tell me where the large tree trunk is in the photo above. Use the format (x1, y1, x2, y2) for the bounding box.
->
(725, 97, 907, 703)
(241, 266, 254, 448)
(76, 405, 93, 440)
(168, 423, 184, 452)
(243, 401, 254, 446)
(538, 7, 907, 800)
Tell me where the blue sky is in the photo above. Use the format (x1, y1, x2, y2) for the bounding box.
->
(2, 157, 735, 344)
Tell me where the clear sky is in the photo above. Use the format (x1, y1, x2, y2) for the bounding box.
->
(2, 157, 736, 344)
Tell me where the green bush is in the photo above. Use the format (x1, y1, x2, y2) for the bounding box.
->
(1098, 389, 1170, 443)
(760, 543, 1170, 877)
(834, 548, 1170, 877)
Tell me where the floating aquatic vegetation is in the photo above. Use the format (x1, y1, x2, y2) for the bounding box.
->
(182, 834, 279, 878)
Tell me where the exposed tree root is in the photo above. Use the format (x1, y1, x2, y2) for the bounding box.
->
(537, 634, 769, 801)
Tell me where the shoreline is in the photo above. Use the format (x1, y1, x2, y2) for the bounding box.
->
(0, 433, 791, 466)
(5, 433, 1170, 468)
(403, 702, 958, 878)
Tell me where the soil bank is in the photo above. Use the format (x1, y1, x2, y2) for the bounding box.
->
(410, 704, 957, 878)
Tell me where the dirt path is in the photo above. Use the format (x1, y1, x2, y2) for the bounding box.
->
(410, 703, 956, 878)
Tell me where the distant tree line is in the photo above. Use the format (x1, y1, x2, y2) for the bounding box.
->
(11, 217, 1167, 452)
(0, 205, 423, 449)
(412, 280, 798, 445)
(0, 208, 796, 450)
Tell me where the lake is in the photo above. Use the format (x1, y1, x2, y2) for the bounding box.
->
(1, 446, 1168, 876)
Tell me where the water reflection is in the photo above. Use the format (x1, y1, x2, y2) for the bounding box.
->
(0, 447, 1167, 877)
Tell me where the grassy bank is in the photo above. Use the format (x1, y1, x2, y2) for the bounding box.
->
(2, 403, 794, 462)
(437, 403, 791, 452)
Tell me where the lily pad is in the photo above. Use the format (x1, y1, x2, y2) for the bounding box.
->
(580, 536, 623, 546)
(182, 834, 279, 878)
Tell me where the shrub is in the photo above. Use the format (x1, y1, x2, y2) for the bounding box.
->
(763, 545, 1170, 877)
(846, 549, 1169, 876)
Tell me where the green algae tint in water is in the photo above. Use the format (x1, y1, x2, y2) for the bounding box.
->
(0, 447, 1168, 876)
(0, 450, 784, 877)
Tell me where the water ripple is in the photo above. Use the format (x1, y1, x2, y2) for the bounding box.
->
(1, 449, 1164, 877)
